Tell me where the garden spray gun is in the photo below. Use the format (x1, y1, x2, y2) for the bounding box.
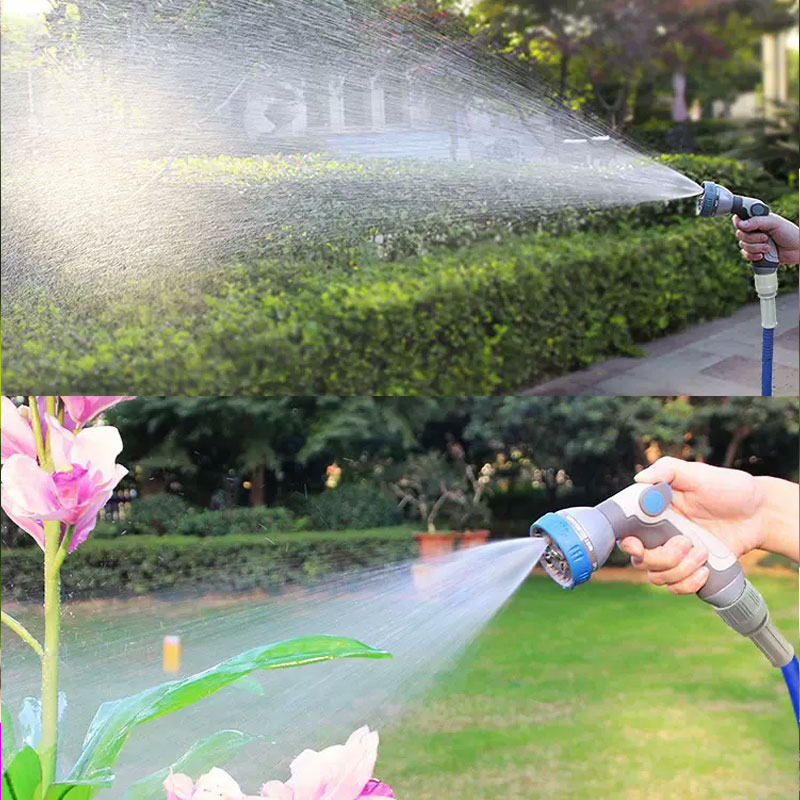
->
(530, 481, 800, 723)
(696, 181, 779, 396)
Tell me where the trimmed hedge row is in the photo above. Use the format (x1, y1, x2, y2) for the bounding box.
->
(94, 506, 301, 539)
(3, 158, 794, 394)
(10, 190, 792, 395)
(1, 528, 418, 601)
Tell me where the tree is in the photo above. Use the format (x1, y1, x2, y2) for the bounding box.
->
(472, 0, 797, 129)
(108, 396, 306, 506)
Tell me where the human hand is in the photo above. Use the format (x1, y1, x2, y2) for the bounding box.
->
(618, 458, 771, 595)
(734, 213, 800, 265)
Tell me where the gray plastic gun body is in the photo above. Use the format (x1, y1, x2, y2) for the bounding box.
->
(696, 181, 779, 328)
(530, 482, 794, 668)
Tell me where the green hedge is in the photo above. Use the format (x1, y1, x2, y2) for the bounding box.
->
(1, 527, 417, 601)
(3, 157, 794, 394)
(303, 485, 402, 531)
(172, 506, 299, 536)
(7, 191, 793, 394)
(127, 493, 190, 534)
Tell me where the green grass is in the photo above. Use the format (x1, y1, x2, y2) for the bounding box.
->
(379, 575, 798, 800)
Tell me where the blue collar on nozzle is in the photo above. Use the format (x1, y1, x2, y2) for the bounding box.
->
(529, 512, 592, 589)
(696, 181, 719, 217)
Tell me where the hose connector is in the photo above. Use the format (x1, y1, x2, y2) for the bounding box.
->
(714, 579, 794, 667)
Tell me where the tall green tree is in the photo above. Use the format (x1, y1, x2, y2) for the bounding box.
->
(472, 0, 797, 129)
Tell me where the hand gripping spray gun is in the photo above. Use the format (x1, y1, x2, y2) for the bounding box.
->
(696, 182, 779, 396)
(530, 481, 800, 723)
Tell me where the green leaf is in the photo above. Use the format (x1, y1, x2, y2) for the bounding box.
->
(124, 730, 254, 800)
(1, 746, 42, 800)
(2, 700, 18, 764)
(68, 635, 390, 784)
(43, 788, 92, 800)
(43, 772, 115, 800)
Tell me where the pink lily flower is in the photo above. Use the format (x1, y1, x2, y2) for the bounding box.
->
(61, 396, 135, 427)
(261, 726, 393, 800)
(162, 729, 394, 800)
(1, 396, 38, 464)
(0, 415, 127, 551)
(164, 769, 261, 800)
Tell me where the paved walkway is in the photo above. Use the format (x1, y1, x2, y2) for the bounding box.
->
(523, 291, 798, 396)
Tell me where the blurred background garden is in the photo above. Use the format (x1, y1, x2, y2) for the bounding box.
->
(1, 0, 798, 392)
(2, 396, 798, 799)
(3, 395, 797, 599)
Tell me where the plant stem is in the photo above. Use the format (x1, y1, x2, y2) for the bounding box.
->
(39, 518, 62, 794)
(28, 396, 50, 469)
(33, 396, 61, 794)
(54, 525, 76, 572)
(1, 611, 44, 659)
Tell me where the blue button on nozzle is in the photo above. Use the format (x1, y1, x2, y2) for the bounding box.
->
(639, 483, 672, 517)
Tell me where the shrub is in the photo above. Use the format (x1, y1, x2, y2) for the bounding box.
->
(3, 180, 795, 394)
(172, 506, 297, 537)
(303, 485, 402, 531)
(91, 520, 129, 539)
(0, 528, 417, 600)
(127, 493, 190, 534)
(629, 119, 746, 154)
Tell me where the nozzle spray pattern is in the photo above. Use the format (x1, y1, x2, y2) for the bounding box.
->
(531, 482, 796, 676)
(697, 180, 779, 395)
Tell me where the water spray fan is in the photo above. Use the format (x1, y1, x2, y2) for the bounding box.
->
(530, 481, 799, 724)
(696, 181, 779, 396)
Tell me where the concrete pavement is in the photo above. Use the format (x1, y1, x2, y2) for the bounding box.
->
(523, 291, 798, 396)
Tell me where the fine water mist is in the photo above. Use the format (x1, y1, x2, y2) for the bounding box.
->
(2, 538, 547, 795)
(1, 0, 700, 307)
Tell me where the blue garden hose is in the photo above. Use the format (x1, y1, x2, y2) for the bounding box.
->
(781, 655, 799, 724)
(761, 327, 774, 397)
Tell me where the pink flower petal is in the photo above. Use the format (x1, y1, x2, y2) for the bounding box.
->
(70, 424, 124, 475)
(45, 414, 77, 473)
(1, 502, 45, 549)
(164, 772, 194, 800)
(1, 454, 60, 517)
(61, 396, 135, 427)
(1, 397, 38, 464)
(358, 780, 394, 798)
(260, 781, 294, 800)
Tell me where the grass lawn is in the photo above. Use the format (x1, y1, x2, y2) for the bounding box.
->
(379, 574, 798, 800)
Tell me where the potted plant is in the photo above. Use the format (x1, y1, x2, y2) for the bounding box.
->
(391, 450, 491, 559)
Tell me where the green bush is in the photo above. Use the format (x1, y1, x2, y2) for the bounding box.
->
(629, 119, 746, 155)
(91, 520, 128, 539)
(172, 506, 297, 537)
(0, 528, 417, 600)
(3, 161, 794, 394)
(303, 485, 403, 531)
(127, 493, 190, 534)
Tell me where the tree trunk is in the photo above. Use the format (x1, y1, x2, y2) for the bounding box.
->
(723, 426, 752, 468)
(559, 51, 570, 98)
(251, 465, 266, 506)
(671, 69, 689, 123)
(141, 473, 167, 496)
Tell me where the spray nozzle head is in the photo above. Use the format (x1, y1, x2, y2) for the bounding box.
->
(530, 506, 618, 590)
(529, 512, 593, 589)
(697, 181, 734, 217)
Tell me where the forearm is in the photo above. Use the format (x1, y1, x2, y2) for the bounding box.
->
(756, 477, 800, 562)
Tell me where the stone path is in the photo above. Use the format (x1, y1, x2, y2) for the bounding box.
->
(523, 291, 798, 396)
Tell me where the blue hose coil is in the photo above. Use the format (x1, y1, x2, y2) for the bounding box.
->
(761, 327, 774, 397)
(781, 655, 799, 725)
